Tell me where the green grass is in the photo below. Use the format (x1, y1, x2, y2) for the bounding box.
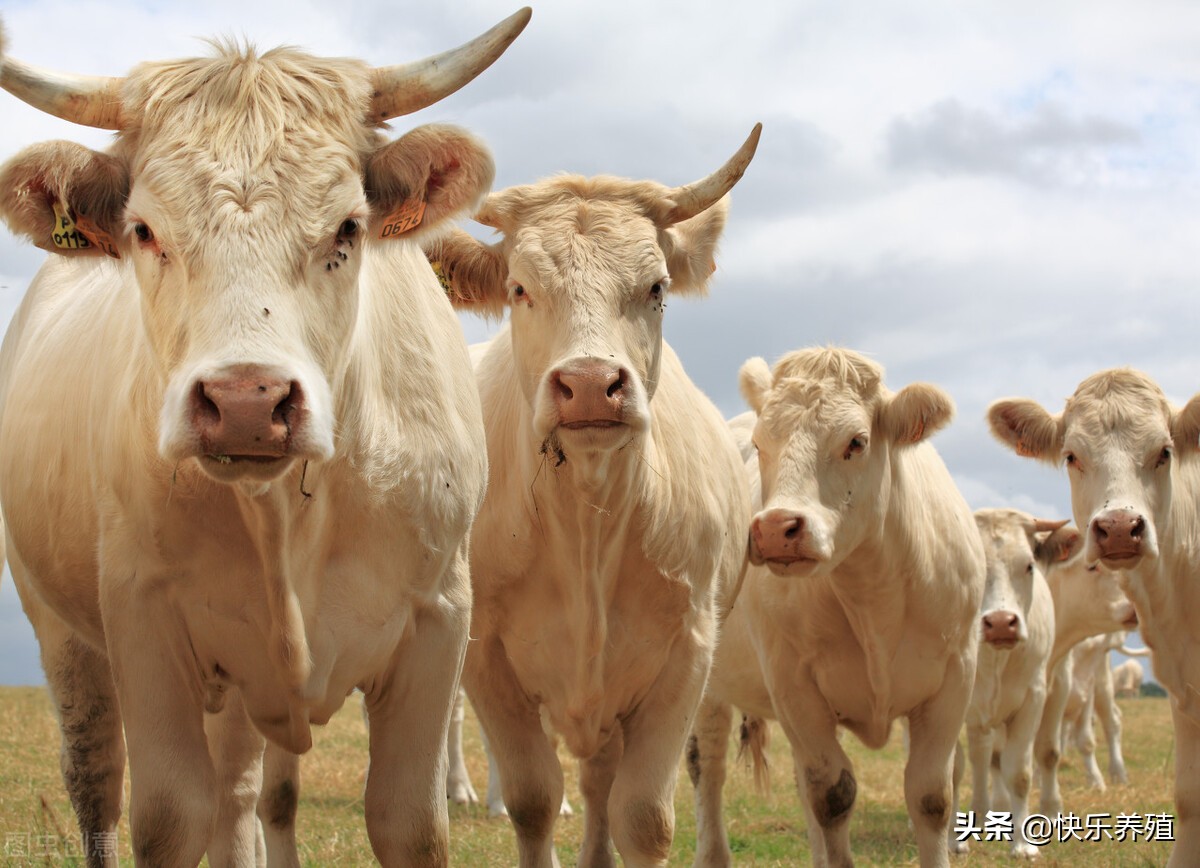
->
(0, 686, 1177, 865)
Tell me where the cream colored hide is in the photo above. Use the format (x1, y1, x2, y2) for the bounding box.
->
(1033, 558, 1137, 817)
(1113, 658, 1146, 697)
(1061, 633, 1132, 791)
(0, 12, 531, 867)
(426, 127, 759, 868)
(691, 349, 985, 868)
(949, 510, 1070, 858)
(988, 369, 1200, 866)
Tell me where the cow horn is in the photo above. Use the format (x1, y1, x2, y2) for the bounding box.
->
(663, 122, 762, 226)
(0, 57, 124, 129)
(1032, 518, 1070, 533)
(369, 7, 531, 124)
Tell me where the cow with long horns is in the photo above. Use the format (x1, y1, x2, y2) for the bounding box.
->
(0, 12, 528, 867)
(426, 126, 759, 866)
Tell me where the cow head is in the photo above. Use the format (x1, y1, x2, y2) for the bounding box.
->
(1046, 556, 1138, 649)
(974, 509, 1078, 649)
(0, 10, 529, 485)
(740, 347, 954, 578)
(988, 369, 1200, 571)
(429, 125, 760, 464)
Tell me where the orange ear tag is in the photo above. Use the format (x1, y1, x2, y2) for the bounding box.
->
(376, 198, 427, 240)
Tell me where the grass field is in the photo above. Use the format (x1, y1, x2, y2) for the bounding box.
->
(0, 686, 1177, 866)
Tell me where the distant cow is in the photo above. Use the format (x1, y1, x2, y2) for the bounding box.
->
(953, 509, 1072, 857)
(1113, 658, 1146, 698)
(1034, 556, 1137, 816)
(1062, 631, 1133, 789)
(0, 12, 529, 867)
(990, 368, 1200, 865)
(426, 127, 759, 865)
(690, 348, 984, 868)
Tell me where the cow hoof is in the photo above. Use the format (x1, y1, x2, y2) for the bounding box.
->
(488, 801, 509, 818)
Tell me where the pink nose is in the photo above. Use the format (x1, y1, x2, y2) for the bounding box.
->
(750, 509, 809, 562)
(1091, 510, 1145, 559)
(981, 610, 1021, 647)
(551, 361, 626, 428)
(191, 369, 301, 456)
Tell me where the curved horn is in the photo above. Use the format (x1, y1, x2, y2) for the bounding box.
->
(664, 122, 762, 226)
(0, 57, 124, 129)
(369, 7, 531, 124)
(1032, 518, 1070, 533)
(1119, 645, 1152, 658)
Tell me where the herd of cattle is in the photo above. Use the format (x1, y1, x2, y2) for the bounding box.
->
(0, 9, 1189, 868)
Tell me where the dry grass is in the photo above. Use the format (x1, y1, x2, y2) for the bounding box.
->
(0, 686, 1176, 865)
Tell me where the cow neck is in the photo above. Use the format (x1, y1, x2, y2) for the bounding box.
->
(234, 477, 314, 751)
(827, 567, 894, 738)
(533, 433, 643, 758)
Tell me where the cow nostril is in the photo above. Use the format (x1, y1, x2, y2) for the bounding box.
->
(607, 370, 626, 398)
(552, 373, 574, 401)
(982, 616, 993, 630)
(1131, 516, 1145, 538)
(195, 381, 221, 423)
(783, 517, 804, 539)
(1006, 615, 1019, 628)
(272, 382, 297, 425)
(1093, 521, 1109, 540)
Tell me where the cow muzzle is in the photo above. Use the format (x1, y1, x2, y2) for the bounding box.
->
(1089, 509, 1147, 568)
(549, 359, 630, 430)
(749, 508, 828, 575)
(981, 609, 1023, 649)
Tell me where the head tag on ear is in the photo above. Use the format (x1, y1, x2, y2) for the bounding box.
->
(429, 260, 453, 295)
(51, 201, 120, 259)
(377, 198, 426, 240)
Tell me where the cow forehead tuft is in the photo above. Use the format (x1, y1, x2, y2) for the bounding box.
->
(1063, 368, 1172, 441)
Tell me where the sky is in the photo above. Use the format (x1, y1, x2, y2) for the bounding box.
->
(1, 0, 1194, 683)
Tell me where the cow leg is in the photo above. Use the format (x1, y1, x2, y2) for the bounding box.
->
(1035, 659, 1070, 816)
(965, 725, 994, 819)
(205, 689, 266, 867)
(464, 636, 563, 868)
(905, 668, 970, 868)
(480, 726, 509, 817)
(946, 740, 967, 855)
(1166, 697, 1200, 868)
(16, 565, 125, 868)
(688, 697, 735, 868)
(102, 583, 218, 867)
(257, 744, 300, 867)
(1093, 664, 1128, 784)
(447, 688, 480, 806)
(577, 726, 624, 868)
(606, 639, 712, 868)
(998, 690, 1045, 858)
(362, 557, 470, 868)
(1073, 688, 1105, 789)
(773, 691, 854, 868)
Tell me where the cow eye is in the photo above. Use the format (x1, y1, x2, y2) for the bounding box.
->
(1065, 452, 1078, 469)
(133, 222, 154, 244)
(843, 436, 867, 460)
(338, 219, 359, 240)
(1156, 446, 1172, 468)
(649, 281, 665, 299)
(513, 285, 526, 298)
(1026, 561, 1034, 575)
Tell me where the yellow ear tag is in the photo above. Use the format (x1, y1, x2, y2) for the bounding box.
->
(429, 260, 453, 295)
(50, 201, 121, 258)
(51, 201, 93, 252)
(377, 198, 427, 240)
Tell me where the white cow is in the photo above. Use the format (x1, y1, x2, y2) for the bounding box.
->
(0, 12, 529, 867)
(989, 367, 1200, 866)
(1113, 658, 1146, 698)
(690, 348, 985, 868)
(426, 127, 759, 866)
(1033, 556, 1137, 816)
(1061, 632, 1131, 789)
(953, 509, 1070, 858)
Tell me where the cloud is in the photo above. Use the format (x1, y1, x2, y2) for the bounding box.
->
(887, 99, 1140, 185)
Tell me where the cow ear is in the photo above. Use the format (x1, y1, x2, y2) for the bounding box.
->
(739, 356, 773, 414)
(1035, 524, 1083, 566)
(1171, 393, 1200, 455)
(366, 124, 494, 245)
(423, 228, 507, 317)
(988, 399, 1062, 464)
(0, 141, 128, 257)
(879, 382, 954, 446)
(662, 196, 728, 295)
